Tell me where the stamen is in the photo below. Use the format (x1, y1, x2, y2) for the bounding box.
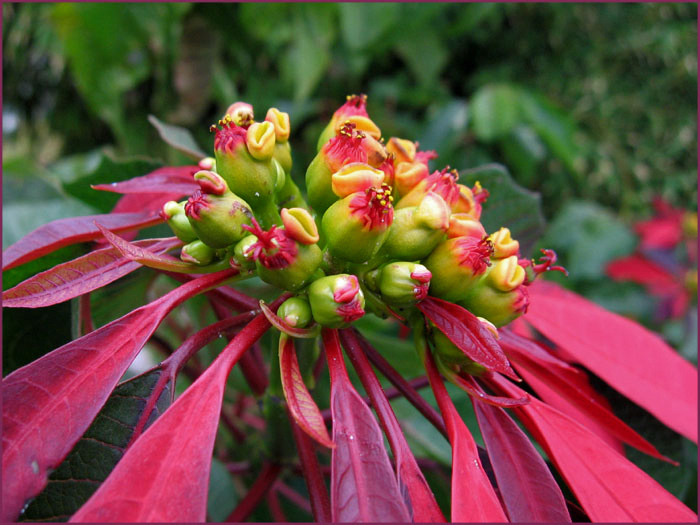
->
(532, 249, 569, 276)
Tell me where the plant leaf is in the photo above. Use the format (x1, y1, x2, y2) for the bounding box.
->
(459, 163, 546, 256)
(525, 281, 698, 443)
(340, 329, 446, 522)
(279, 334, 334, 449)
(23, 307, 257, 521)
(490, 375, 697, 522)
(94, 224, 229, 274)
(418, 296, 519, 379)
(322, 329, 412, 523)
(19, 368, 173, 522)
(1, 269, 237, 522)
(2, 212, 163, 271)
(450, 372, 529, 408)
(148, 115, 207, 161)
(109, 192, 186, 215)
(422, 345, 508, 522)
(473, 399, 571, 522)
(70, 313, 272, 522)
(499, 328, 673, 462)
(91, 165, 199, 194)
(3, 238, 181, 308)
(62, 156, 164, 213)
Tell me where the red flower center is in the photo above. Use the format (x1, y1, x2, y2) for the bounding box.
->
(338, 94, 369, 117)
(184, 190, 210, 220)
(349, 184, 395, 231)
(425, 168, 461, 206)
(455, 236, 494, 274)
(242, 219, 298, 270)
(212, 116, 248, 154)
(323, 121, 368, 170)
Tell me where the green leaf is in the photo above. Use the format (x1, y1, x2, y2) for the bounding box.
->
(394, 28, 448, 87)
(539, 201, 636, 280)
(51, 4, 150, 141)
(470, 84, 522, 141)
(2, 200, 96, 250)
(418, 99, 469, 153)
(339, 4, 399, 51)
(207, 458, 238, 522)
(19, 367, 173, 522)
(519, 91, 583, 174)
(460, 163, 546, 257)
(148, 115, 207, 161)
(2, 302, 73, 377)
(283, 9, 336, 102)
(62, 155, 163, 213)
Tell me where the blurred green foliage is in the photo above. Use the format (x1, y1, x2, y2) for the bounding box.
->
(3, 3, 696, 221)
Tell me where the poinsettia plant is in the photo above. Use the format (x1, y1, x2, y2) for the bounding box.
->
(607, 197, 697, 321)
(2, 96, 697, 523)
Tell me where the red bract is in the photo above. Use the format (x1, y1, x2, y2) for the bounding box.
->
(92, 166, 199, 195)
(526, 281, 697, 443)
(606, 199, 697, 320)
(322, 329, 412, 522)
(3, 97, 696, 524)
(2, 270, 238, 522)
(3, 211, 163, 270)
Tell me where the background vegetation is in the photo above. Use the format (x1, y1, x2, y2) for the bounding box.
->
(3, 3, 697, 520)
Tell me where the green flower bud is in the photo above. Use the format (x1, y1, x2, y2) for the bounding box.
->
(380, 192, 450, 260)
(180, 239, 216, 266)
(459, 256, 529, 327)
(459, 283, 529, 328)
(375, 262, 432, 306)
(277, 296, 312, 328)
(184, 171, 253, 249)
(266, 108, 293, 175)
(232, 235, 258, 270)
(308, 274, 365, 328)
(212, 115, 277, 220)
(162, 200, 198, 243)
(423, 235, 494, 302)
(306, 121, 387, 215)
(198, 157, 216, 171)
(322, 184, 394, 263)
(243, 219, 322, 291)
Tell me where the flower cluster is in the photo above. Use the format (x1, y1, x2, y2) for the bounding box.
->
(163, 96, 565, 366)
(3, 94, 696, 524)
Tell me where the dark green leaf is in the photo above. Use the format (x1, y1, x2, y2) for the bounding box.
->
(394, 29, 448, 87)
(538, 201, 636, 280)
(2, 302, 73, 377)
(19, 368, 173, 522)
(51, 4, 150, 140)
(62, 155, 163, 213)
(148, 115, 207, 161)
(460, 163, 546, 256)
(207, 459, 238, 522)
